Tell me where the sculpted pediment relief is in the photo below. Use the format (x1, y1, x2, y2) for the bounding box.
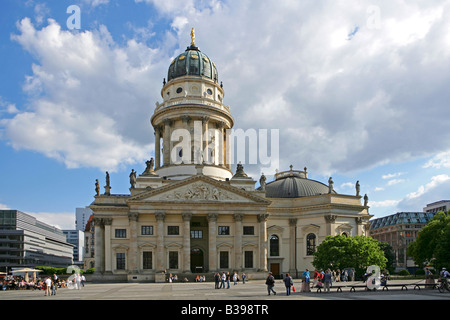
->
(128, 175, 270, 204)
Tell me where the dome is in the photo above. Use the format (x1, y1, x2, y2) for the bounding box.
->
(265, 175, 334, 198)
(167, 45, 218, 82)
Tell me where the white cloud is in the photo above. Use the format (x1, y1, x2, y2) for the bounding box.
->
(397, 174, 450, 211)
(424, 151, 450, 169)
(387, 178, 406, 186)
(370, 199, 401, 208)
(4, 1, 450, 176)
(27, 212, 75, 230)
(382, 172, 406, 180)
(5, 18, 161, 171)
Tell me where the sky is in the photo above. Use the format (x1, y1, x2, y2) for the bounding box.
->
(1, 0, 450, 230)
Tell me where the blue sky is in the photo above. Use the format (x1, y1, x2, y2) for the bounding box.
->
(1, 0, 450, 229)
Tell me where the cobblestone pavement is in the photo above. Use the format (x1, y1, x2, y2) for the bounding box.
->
(1, 279, 450, 300)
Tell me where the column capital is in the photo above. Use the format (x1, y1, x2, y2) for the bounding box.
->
(163, 118, 173, 126)
(207, 213, 218, 222)
(233, 213, 244, 222)
(128, 212, 139, 222)
(181, 115, 191, 123)
(155, 212, 166, 221)
(289, 218, 297, 226)
(324, 214, 337, 223)
(257, 213, 269, 222)
(182, 212, 192, 221)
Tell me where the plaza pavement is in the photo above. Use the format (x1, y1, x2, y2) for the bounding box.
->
(1, 279, 450, 300)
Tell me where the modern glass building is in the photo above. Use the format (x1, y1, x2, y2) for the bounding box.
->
(0, 210, 73, 272)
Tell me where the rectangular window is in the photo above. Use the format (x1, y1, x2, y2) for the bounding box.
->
(243, 226, 254, 235)
(191, 230, 203, 239)
(220, 251, 229, 269)
(244, 251, 253, 268)
(116, 253, 126, 270)
(141, 226, 153, 235)
(167, 226, 180, 235)
(169, 251, 178, 269)
(143, 252, 152, 270)
(115, 229, 127, 238)
(218, 226, 230, 235)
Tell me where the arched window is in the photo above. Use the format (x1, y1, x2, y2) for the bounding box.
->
(269, 235, 279, 256)
(306, 233, 316, 256)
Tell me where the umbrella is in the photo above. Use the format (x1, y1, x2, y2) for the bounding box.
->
(11, 268, 43, 282)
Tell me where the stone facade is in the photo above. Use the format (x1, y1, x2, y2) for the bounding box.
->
(89, 32, 371, 282)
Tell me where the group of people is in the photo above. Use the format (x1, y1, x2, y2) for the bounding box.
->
(265, 268, 357, 295)
(1, 273, 86, 295)
(214, 271, 247, 289)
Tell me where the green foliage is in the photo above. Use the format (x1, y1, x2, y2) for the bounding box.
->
(407, 211, 450, 270)
(312, 235, 387, 277)
(398, 269, 410, 276)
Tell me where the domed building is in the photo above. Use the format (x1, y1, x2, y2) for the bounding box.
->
(89, 30, 372, 282)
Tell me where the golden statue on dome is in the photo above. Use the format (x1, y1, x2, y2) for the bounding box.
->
(190, 27, 196, 47)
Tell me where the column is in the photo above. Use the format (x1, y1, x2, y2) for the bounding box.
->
(163, 119, 172, 166)
(155, 212, 166, 271)
(289, 218, 297, 275)
(207, 213, 218, 271)
(217, 122, 225, 166)
(202, 116, 210, 164)
(181, 116, 191, 164)
(155, 127, 161, 169)
(325, 215, 337, 236)
(234, 213, 243, 271)
(225, 127, 231, 170)
(258, 213, 269, 272)
(182, 213, 192, 273)
(93, 217, 104, 274)
(128, 212, 139, 273)
(103, 218, 112, 273)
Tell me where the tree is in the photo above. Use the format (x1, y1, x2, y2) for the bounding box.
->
(312, 235, 387, 277)
(407, 211, 450, 270)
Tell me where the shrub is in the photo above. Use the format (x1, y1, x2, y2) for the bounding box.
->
(398, 269, 410, 276)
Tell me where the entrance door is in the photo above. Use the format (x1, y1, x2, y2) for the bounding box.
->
(191, 248, 204, 273)
(270, 263, 280, 278)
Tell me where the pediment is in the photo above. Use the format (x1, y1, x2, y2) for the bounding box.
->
(128, 175, 270, 205)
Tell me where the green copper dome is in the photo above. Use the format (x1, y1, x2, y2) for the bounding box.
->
(167, 45, 218, 82)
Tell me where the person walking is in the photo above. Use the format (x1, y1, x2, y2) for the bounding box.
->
(44, 277, 52, 297)
(283, 273, 293, 296)
(51, 278, 57, 296)
(265, 272, 276, 295)
(233, 272, 238, 285)
(242, 273, 246, 284)
(214, 272, 220, 289)
(220, 272, 226, 289)
(323, 269, 332, 292)
(301, 269, 311, 292)
(226, 272, 231, 289)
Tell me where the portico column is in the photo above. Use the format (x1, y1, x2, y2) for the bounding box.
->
(103, 218, 112, 273)
(258, 214, 269, 272)
(128, 212, 139, 273)
(234, 213, 244, 270)
(289, 218, 297, 275)
(155, 212, 166, 271)
(93, 217, 105, 274)
(163, 119, 172, 166)
(325, 215, 337, 236)
(207, 213, 218, 271)
(154, 127, 161, 169)
(182, 213, 192, 273)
